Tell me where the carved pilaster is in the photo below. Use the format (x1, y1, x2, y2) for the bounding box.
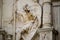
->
(43, 0, 52, 28)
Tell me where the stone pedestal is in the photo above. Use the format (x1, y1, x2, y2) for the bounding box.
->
(37, 28, 58, 40)
(37, 28, 53, 40)
(38, 0, 53, 40)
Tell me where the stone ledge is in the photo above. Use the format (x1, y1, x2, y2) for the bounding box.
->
(37, 28, 53, 33)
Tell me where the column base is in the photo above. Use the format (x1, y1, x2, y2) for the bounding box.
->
(37, 27, 53, 40)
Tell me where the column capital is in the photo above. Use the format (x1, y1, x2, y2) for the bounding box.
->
(39, 0, 51, 5)
(43, 0, 51, 2)
(42, 2, 52, 6)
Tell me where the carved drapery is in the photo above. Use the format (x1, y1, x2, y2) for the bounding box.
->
(10, 0, 41, 40)
(10, 0, 52, 40)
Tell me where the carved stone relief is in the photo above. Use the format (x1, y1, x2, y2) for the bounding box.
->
(9, 0, 41, 40)
(2, 0, 52, 40)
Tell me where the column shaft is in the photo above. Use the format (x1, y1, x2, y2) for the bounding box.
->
(39, 0, 52, 28)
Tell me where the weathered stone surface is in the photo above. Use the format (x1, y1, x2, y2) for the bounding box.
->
(43, 3, 51, 28)
(37, 28, 53, 40)
(15, 0, 41, 40)
(0, 0, 3, 28)
(2, 0, 53, 40)
(40, 0, 52, 28)
(2, 0, 15, 40)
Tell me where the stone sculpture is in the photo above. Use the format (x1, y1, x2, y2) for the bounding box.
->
(10, 0, 52, 40)
(15, 0, 41, 40)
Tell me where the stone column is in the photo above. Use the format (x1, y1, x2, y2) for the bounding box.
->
(43, 0, 52, 28)
(38, 0, 53, 40)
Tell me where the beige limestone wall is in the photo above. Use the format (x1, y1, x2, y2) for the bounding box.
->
(43, 3, 51, 28)
(2, 0, 14, 34)
(2, 0, 16, 40)
(0, 0, 2, 28)
(52, 2, 60, 40)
